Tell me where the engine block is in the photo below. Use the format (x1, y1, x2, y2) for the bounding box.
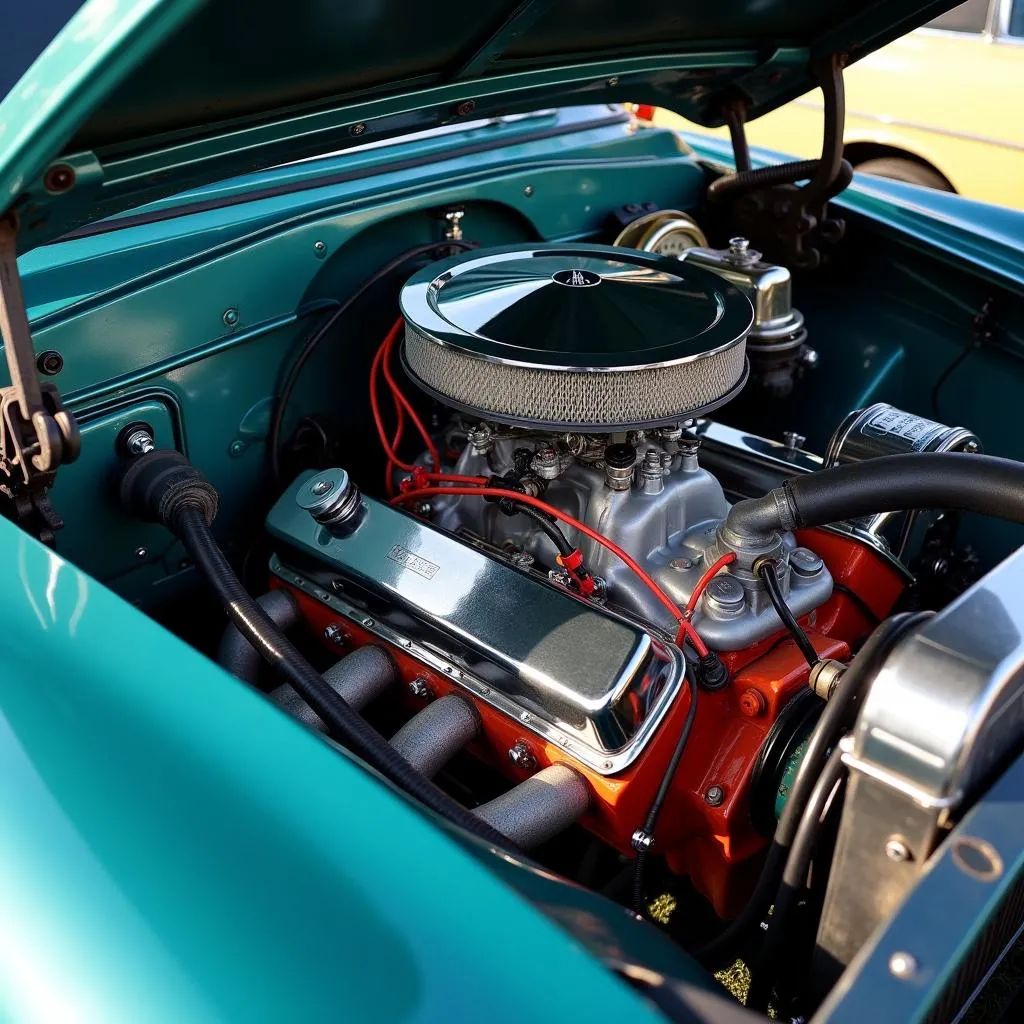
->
(265, 470, 904, 915)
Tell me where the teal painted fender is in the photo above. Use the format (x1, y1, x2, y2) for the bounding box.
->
(0, 514, 681, 1021)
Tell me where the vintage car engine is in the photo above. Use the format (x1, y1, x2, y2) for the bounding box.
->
(252, 244, 921, 916)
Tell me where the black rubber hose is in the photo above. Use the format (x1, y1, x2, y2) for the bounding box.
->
(268, 240, 475, 482)
(757, 562, 818, 668)
(747, 746, 847, 1012)
(707, 158, 853, 203)
(510, 502, 576, 558)
(727, 453, 1024, 541)
(694, 612, 928, 963)
(632, 665, 698, 914)
(173, 505, 513, 850)
(788, 453, 1024, 528)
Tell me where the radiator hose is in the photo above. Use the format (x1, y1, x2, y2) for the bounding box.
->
(725, 452, 1024, 540)
(120, 449, 513, 850)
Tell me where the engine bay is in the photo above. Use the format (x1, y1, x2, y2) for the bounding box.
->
(9, 111, 1024, 1019)
(144, 228, 1020, 1015)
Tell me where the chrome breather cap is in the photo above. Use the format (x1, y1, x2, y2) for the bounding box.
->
(296, 467, 363, 530)
(399, 243, 753, 432)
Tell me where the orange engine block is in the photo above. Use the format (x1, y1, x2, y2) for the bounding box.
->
(274, 527, 904, 918)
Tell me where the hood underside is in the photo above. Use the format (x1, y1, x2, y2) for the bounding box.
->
(1, 0, 959, 252)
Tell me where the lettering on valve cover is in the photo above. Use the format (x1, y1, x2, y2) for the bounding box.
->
(387, 544, 440, 580)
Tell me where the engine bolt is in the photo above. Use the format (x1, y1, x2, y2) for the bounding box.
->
(885, 837, 913, 863)
(669, 558, 693, 572)
(888, 951, 918, 979)
(324, 623, 347, 646)
(409, 676, 433, 701)
(704, 785, 725, 807)
(508, 741, 536, 771)
(739, 688, 766, 717)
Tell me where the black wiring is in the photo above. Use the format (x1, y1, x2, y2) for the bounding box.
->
(831, 581, 881, 626)
(747, 746, 847, 1012)
(758, 561, 818, 667)
(505, 500, 576, 558)
(268, 240, 475, 482)
(632, 664, 698, 914)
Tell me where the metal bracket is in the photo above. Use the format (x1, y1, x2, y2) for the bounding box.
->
(0, 214, 80, 544)
(720, 54, 850, 269)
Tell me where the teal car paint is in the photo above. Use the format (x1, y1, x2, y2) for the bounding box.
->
(2, 1, 1024, 1021)
(0, 512, 679, 1022)
(0, 0, 966, 254)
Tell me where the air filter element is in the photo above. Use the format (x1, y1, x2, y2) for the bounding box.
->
(399, 243, 753, 431)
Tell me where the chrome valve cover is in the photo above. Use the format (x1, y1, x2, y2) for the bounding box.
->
(266, 472, 686, 775)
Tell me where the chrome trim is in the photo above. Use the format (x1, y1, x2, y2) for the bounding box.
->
(270, 555, 685, 777)
(853, 546, 1024, 806)
(400, 244, 751, 373)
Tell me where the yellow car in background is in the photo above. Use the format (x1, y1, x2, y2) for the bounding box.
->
(652, 0, 1024, 209)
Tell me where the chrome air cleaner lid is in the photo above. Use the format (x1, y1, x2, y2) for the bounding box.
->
(400, 243, 753, 431)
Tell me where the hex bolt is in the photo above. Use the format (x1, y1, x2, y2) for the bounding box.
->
(508, 741, 537, 771)
(739, 688, 766, 717)
(313, 240, 327, 258)
(669, 558, 694, 572)
(705, 785, 725, 807)
(349, 122, 366, 136)
(888, 952, 918, 979)
(522, 185, 534, 197)
(324, 623, 346, 646)
(408, 676, 433, 701)
(135, 547, 148, 560)
(122, 426, 155, 456)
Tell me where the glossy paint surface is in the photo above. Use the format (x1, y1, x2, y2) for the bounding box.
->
(0, 0, 962, 250)
(0, 512, 676, 1021)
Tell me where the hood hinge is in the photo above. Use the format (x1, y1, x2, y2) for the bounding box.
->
(0, 213, 80, 545)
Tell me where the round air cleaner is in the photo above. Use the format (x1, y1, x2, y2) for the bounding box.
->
(399, 243, 753, 431)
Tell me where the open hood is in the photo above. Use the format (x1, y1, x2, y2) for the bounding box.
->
(1, 0, 960, 253)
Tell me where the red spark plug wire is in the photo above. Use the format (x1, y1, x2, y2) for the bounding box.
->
(391, 486, 708, 656)
(684, 551, 739, 619)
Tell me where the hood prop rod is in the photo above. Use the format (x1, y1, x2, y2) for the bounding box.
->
(0, 213, 79, 544)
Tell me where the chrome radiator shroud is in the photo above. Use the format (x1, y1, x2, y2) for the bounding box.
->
(265, 472, 686, 775)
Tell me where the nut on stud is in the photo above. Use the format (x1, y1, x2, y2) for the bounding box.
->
(408, 676, 433, 701)
(324, 623, 347, 646)
(507, 741, 536, 771)
(704, 784, 725, 807)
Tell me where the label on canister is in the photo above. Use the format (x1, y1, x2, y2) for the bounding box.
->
(863, 406, 948, 451)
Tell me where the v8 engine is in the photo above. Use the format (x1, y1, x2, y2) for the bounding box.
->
(254, 244, 912, 916)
